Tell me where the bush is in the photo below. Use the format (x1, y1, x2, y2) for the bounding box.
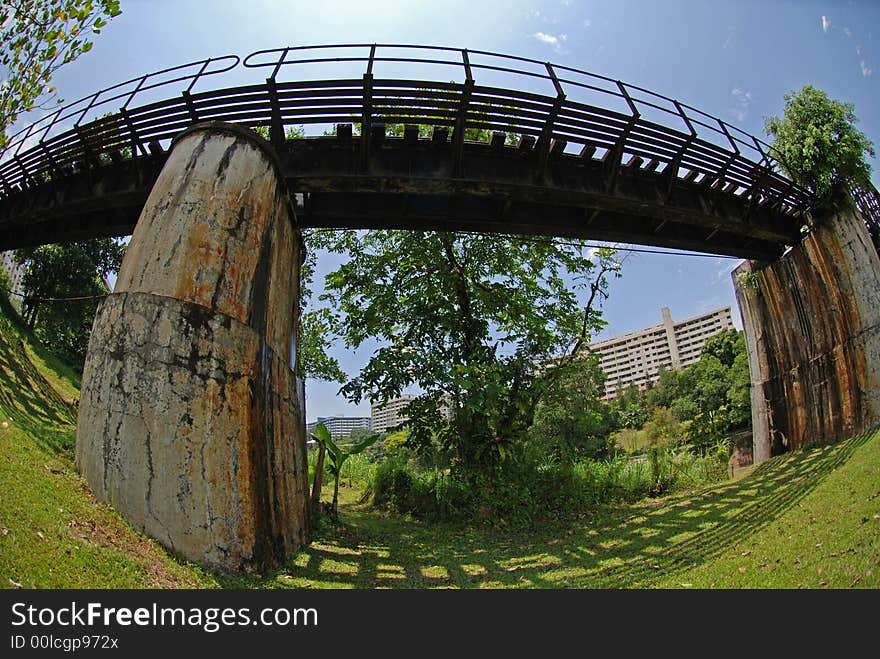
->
(371, 458, 472, 522)
(367, 437, 731, 527)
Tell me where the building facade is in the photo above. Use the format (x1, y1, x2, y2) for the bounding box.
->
(370, 395, 415, 434)
(305, 416, 371, 439)
(590, 306, 735, 399)
(0, 251, 25, 309)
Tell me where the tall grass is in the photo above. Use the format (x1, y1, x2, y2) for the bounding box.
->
(369, 444, 731, 525)
(307, 448, 376, 489)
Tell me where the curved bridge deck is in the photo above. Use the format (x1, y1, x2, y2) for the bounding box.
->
(0, 44, 812, 259)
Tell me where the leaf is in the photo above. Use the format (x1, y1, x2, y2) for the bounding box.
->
(8, 578, 22, 589)
(323, 434, 342, 463)
(346, 433, 381, 455)
(312, 422, 331, 444)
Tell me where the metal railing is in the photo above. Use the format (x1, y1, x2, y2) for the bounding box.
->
(0, 43, 811, 219)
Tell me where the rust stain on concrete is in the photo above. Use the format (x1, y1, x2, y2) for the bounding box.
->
(77, 125, 308, 573)
(735, 200, 880, 457)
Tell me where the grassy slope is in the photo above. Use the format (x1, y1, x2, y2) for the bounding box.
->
(0, 299, 877, 589)
(230, 429, 878, 589)
(0, 300, 217, 588)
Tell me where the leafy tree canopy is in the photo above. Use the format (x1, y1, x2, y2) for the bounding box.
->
(528, 352, 616, 461)
(14, 238, 125, 366)
(1, 0, 122, 148)
(311, 227, 619, 476)
(702, 328, 744, 368)
(764, 85, 875, 201)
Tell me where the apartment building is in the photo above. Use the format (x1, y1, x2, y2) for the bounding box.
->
(590, 306, 735, 399)
(370, 394, 416, 434)
(0, 251, 25, 308)
(305, 416, 371, 439)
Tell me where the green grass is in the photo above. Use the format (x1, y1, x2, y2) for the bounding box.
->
(1, 298, 877, 589)
(0, 300, 217, 589)
(221, 430, 878, 589)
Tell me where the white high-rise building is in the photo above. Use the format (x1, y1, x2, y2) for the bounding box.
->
(0, 251, 25, 308)
(371, 395, 415, 434)
(305, 416, 371, 439)
(591, 306, 735, 399)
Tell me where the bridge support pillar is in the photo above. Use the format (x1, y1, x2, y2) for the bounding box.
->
(734, 196, 880, 462)
(75, 122, 308, 573)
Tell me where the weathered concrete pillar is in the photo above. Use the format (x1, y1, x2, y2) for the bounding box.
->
(733, 196, 880, 462)
(76, 122, 308, 573)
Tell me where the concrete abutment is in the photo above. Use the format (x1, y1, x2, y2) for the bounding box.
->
(734, 197, 880, 461)
(75, 123, 308, 573)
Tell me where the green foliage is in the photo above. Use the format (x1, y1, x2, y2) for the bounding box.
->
(370, 442, 730, 526)
(627, 330, 751, 452)
(311, 422, 380, 517)
(611, 384, 648, 430)
(528, 353, 616, 461)
(735, 270, 760, 295)
(702, 328, 743, 368)
(642, 406, 683, 448)
(371, 458, 473, 522)
(764, 85, 875, 201)
(0, 0, 122, 148)
(312, 226, 620, 477)
(14, 239, 125, 367)
(383, 429, 409, 454)
(299, 307, 346, 382)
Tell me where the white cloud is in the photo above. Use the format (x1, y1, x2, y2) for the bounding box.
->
(729, 87, 753, 123)
(532, 32, 568, 53)
(843, 27, 852, 37)
(821, 15, 831, 33)
(722, 35, 733, 49)
(857, 45, 873, 77)
(583, 18, 591, 28)
(714, 260, 739, 284)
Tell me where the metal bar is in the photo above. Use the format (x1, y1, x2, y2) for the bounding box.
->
(616, 80, 640, 118)
(266, 77, 285, 147)
(546, 62, 564, 97)
(360, 61, 375, 172)
(535, 64, 566, 183)
(718, 119, 739, 154)
(185, 59, 212, 94)
(123, 75, 148, 110)
(270, 47, 290, 81)
(674, 99, 697, 137)
(74, 91, 101, 128)
(462, 49, 473, 83)
(367, 44, 377, 75)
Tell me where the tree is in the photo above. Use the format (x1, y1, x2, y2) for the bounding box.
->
(312, 227, 619, 479)
(764, 85, 875, 201)
(310, 422, 379, 519)
(642, 406, 683, 448)
(726, 351, 751, 428)
(1, 0, 122, 148)
(702, 329, 743, 368)
(528, 353, 616, 461)
(14, 238, 125, 366)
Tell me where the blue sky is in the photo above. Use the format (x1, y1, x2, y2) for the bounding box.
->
(18, 0, 878, 420)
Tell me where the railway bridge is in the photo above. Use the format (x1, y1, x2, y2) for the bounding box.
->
(1, 44, 878, 572)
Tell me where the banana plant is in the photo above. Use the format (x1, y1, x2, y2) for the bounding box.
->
(310, 422, 380, 518)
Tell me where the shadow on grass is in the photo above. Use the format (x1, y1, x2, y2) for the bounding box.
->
(222, 429, 875, 589)
(0, 300, 78, 455)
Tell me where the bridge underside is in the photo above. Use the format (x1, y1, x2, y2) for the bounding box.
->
(0, 127, 798, 260)
(7, 121, 880, 577)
